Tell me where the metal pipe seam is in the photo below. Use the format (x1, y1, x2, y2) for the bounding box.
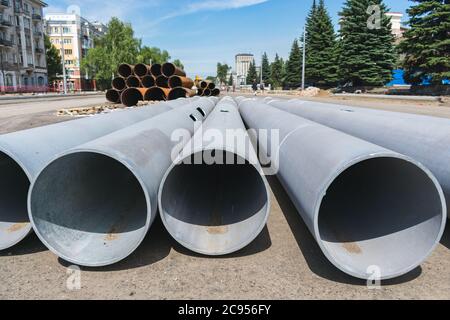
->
(0, 99, 194, 250)
(238, 99, 446, 280)
(268, 98, 450, 220)
(158, 97, 271, 256)
(28, 97, 216, 266)
(162, 62, 186, 78)
(118, 64, 134, 78)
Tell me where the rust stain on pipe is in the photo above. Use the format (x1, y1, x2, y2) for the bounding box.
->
(134, 63, 150, 77)
(150, 64, 162, 77)
(162, 62, 186, 77)
(120, 87, 142, 107)
(168, 76, 194, 89)
(145, 87, 170, 101)
(118, 64, 134, 78)
(168, 87, 196, 100)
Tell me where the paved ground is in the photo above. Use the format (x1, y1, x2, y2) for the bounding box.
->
(0, 94, 449, 300)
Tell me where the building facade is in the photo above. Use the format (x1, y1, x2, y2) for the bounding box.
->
(44, 13, 106, 91)
(0, 0, 48, 92)
(235, 53, 254, 85)
(386, 12, 405, 43)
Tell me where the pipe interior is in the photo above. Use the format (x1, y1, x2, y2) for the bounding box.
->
(126, 76, 140, 88)
(121, 89, 141, 106)
(169, 77, 182, 88)
(106, 90, 120, 103)
(112, 77, 126, 91)
(134, 64, 148, 77)
(30, 152, 148, 266)
(318, 157, 444, 278)
(168, 88, 186, 100)
(151, 64, 162, 77)
(141, 76, 155, 88)
(0, 152, 30, 249)
(156, 76, 169, 88)
(162, 63, 175, 77)
(118, 64, 132, 78)
(160, 150, 269, 255)
(145, 88, 166, 101)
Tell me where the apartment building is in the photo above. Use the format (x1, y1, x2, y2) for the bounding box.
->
(235, 53, 254, 85)
(44, 13, 107, 91)
(0, 0, 47, 91)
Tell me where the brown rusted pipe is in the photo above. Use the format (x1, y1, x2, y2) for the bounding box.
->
(150, 64, 162, 77)
(211, 88, 220, 96)
(156, 75, 169, 88)
(126, 76, 141, 88)
(197, 88, 204, 96)
(162, 62, 186, 77)
(112, 77, 126, 91)
(106, 89, 121, 103)
(141, 75, 155, 88)
(118, 64, 134, 78)
(168, 87, 196, 100)
(137, 88, 150, 101)
(197, 81, 208, 89)
(134, 63, 150, 77)
(145, 87, 170, 101)
(121, 87, 142, 107)
(168, 76, 194, 89)
(207, 82, 216, 90)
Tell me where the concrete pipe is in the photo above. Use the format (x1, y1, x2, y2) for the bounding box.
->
(159, 97, 270, 256)
(0, 100, 190, 250)
(126, 76, 140, 88)
(168, 87, 196, 100)
(141, 75, 155, 88)
(162, 62, 186, 78)
(269, 99, 450, 220)
(239, 99, 446, 280)
(145, 87, 171, 101)
(112, 77, 126, 91)
(150, 64, 162, 77)
(29, 97, 216, 266)
(118, 64, 134, 78)
(106, 89, 121, 103)
(134, 63, 150, 77)
(168, 76, 194, 89)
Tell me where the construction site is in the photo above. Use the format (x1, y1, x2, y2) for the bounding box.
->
(0, 59, 449, 300)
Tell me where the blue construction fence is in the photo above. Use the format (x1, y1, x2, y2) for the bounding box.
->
(387, 69, 450, 86)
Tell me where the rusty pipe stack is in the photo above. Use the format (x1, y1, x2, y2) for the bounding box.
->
(195, 80, 220, 97)
(106, 62, 196, 107)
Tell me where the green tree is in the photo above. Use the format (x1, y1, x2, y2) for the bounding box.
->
(399, 0, 450, 85)
(206, 76, 217, 82)
(305, 0, 339, 87)
(285, 39, 302, 88)
(246, 60, 258, 84)
(45, 34, 62, 82)
(81, 17, 141, 90)
(338, 0, 396, 86)
(136, 46, 170, 64)
(173, 59, 184, 70)
(216, 63, 231, 84)
(261, 52, 271, 85)
(270, 54, 284, 89)
(228, 73, 234, 86)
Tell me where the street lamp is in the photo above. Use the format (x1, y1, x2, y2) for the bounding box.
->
(301, 24, 306, 91)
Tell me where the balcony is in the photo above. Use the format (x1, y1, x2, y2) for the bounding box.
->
(0, 0, 10, 8)
(32, 14, 42, 21)
(14, 6, 22, 14)
(0, 38, 13, 47)
(0, 19, 12, 28)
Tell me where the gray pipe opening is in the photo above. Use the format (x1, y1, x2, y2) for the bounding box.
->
(29, 152, 149, 266)
(0, 151, 31, 250)
(317, 157, 445, 279)
(160, 150, 270, 255)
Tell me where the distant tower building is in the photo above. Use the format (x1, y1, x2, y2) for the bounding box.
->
(386, 12, 405, 43)
(235, 53, 254, 85)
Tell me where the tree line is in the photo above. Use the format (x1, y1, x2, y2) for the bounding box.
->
(221, 0, 449, 89)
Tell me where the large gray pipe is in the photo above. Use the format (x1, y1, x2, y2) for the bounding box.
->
(158, 97, 271, 256)
(0, 99, 195, 250)
(28, 97, 216, 267)
(269, 98, 450, 219)
(239, 99, 446, 280)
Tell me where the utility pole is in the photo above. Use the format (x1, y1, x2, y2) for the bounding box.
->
(60, 24, 67, 94)
(301, 24, 306, 91)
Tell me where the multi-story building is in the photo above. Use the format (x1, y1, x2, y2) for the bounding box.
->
(0, 0, 48, 92)
(44, 13, 107, 91)
(386, 12, 405, 43)
(235, 53, 254, 85)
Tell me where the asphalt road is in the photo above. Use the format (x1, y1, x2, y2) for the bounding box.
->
(0, 94, 449, 299)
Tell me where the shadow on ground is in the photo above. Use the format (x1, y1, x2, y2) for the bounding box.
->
(267, 175, 422, 286)
(440, 224, 450, 250)
(0, 232, 48, 256)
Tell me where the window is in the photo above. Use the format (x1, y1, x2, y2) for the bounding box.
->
(63, 27, 70, 33)
(63, 38, 71, 44)
(65, 60, 73, 65)
(64, 49, 72, 55)
(16, 16, 19, 26)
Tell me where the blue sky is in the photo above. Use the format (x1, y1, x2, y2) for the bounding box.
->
(44, 0, 411, 78)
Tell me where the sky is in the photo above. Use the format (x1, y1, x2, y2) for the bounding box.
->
(44, 0, 412, 78)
